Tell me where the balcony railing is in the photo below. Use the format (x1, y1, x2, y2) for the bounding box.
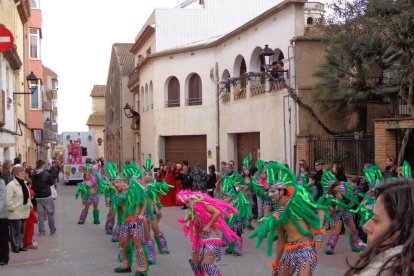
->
(250, 84, 266, 96)
(165, 99, 180, 108)
(304, 2, 324, 10)
(187, 97, 202, 106)
(221, 93, 230, 103)
(42, 101, 52, 111)
(234, 88, 246, 100)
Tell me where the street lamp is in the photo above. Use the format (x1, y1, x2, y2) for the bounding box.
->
(13, 71, 39, 95)
(260, 45, 275, 72)
(123, 103, 140, 119)
(44, 117, 51, 128)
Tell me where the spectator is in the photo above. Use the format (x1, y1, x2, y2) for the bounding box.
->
(214, 161, 227, 198)
(32, 160, 56, 236)
(190, 163, 208, 192)
(2, 160, 13, 183)
(314, 160, 324, 200)
(49, 161, 60, 187)
(6, 167, 31, 253)
(0, 169, 9, 265)
(13, 157, 21, 168)
(177, 164, 193, 209)
(23, 174, 38, 249)
(296, 159, 307, 179)
(298, 163, 310, 185)
(333, 161, 347, 182)
(306, 174, 319, 201)
(206, 164, 217, 198)
(383, 156, 398, 180)
(345, 180, 414, 275)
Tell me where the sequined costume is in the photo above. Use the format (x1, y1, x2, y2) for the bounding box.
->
(98, 162, 149, 276)
(317, 171, 364, 255)
(75, 168, 100, 225)
(178, 190, 240, 276)
(221, 168, 252, 256)
(249, 162, 326, 276)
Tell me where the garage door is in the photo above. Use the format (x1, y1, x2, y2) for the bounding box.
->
(165, 135, 207, 169)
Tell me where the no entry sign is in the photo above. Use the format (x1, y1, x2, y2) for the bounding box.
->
(0, 26, 14, 52)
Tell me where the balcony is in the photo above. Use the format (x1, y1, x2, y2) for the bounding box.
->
(221, 93, 230, 103)
(51, 124, 58, 133)
(42, 101, 53, 111)
(304, 2, 324, 11)
(250, 83, 266, 96)
(128, 67, 140, 91)
(234, 88, 246, 100)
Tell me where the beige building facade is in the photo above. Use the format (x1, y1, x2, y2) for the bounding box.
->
(87, 85, 106, 160)
(128, 0, 324, 170)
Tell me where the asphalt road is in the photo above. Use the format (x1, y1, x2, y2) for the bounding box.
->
(2, 177, 356, 276)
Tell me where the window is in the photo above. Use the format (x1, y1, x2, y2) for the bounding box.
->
(30, 0, 40, 9)
(307, 17, 314, 25)
(29, 29, 41, 59)
(188, 74, 202, 105)
(52, 79, 58, 90)
(30, 81, 41, 109)
(167, 77, 180, 107)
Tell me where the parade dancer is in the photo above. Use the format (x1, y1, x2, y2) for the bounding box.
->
(317, 171, 364, 255)
(139, 159, 173, 265)
(221, 170, 252, 256)
(250, 160, 272, 221)
(249, 162, 326, 276)
(178, 190, 240, 276)
(75, 166, 100, 225)
(100, 162, 149, 276)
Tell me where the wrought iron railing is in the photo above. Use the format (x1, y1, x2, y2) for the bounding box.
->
(234, 88, 246, 100)
(309, 134, 375, 175)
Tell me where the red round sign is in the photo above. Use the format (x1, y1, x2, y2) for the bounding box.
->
(0, 26, 14, 52)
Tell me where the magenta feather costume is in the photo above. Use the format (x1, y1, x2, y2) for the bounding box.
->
(177, 190, 241, 249)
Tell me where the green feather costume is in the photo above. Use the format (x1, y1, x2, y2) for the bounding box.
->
(222, 172, 253, 227)
(249, 164, 327, 256)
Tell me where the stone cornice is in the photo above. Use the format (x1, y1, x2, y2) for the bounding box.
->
(14, 0, 31, 24)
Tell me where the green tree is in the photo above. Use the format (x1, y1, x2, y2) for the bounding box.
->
(315, 0, 414, 164)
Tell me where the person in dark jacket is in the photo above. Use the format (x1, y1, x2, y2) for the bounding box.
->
(48, 162, 60, 187)
(32, 160, 56, 236)
(206, 165, 217, 198)
(177, 164, 193, 209)
(314, 160, 324, 200)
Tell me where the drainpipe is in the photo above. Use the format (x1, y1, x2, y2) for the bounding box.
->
(119, 77, 123, 167)
(215, 62, 220, 169)
(288, 42, 298, 169)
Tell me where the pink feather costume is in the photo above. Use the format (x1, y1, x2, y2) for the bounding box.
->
(177, 190, 241, 249)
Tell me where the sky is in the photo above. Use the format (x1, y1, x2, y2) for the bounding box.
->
(41, 0, 178, 132)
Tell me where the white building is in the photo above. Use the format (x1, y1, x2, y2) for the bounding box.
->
(128, 0, 323, 170)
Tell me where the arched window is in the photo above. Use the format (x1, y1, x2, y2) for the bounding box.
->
(188, 74, 202, 106)
(149, 81, 154, 109)
(140, 86, 144, 112)
(307, 17, 314, 25)
(240, 59, 247, 88)
(145, 84, 149, 111)
(167, 77, 180, 107)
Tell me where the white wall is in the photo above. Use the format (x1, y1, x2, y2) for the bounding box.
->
(154, 0, 288, 51)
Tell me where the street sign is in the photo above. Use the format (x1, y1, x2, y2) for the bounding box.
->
(0, 26, 14, 52)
